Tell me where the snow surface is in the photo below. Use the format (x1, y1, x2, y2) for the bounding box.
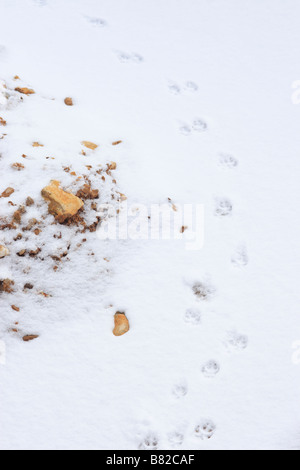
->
(0, 0, 300, 450)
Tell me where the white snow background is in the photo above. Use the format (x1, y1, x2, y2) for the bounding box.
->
(0, 0, 299, 450)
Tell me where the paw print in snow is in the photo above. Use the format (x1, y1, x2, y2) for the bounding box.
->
(195, 420, 216, 440)
(184, 308, 201, 325)
(192, 118, 207, 132)
(225, 331, 248, 352)
(231, 246, 248, 267)
(168, 431, 184, 446)
(86, 17, 107, 28)
(214, 198, 233, 217)
(116, 51, 144, 63)
(179, 118, 207, 136)
(168, 83, 181, 95)
(172, 380, 188, 399)
(201, 360, 220, 378)
(139, 433, 159, 450)
(218, 153, 238, 170)
(131, 53, 144, 63)
(184, 81, 199, 92)
(168, 81, 198, 95)
(193, 281, 216, 301)
(179, 125, 192, 136)
(116, 51, 131, 63)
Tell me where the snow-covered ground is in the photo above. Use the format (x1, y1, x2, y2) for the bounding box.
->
(0, 0, 300, 451)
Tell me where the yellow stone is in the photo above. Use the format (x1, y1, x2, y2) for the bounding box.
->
(15, 87, 35, 95)
(107, 162, 117, 171)
(42, 180, 84, 222)
(82, 141, 98, 150)
(64, 97, 73, 106)
(113, 312, 130, 336)
(0, 245, 10, 258)
(117, 192, 127, 201)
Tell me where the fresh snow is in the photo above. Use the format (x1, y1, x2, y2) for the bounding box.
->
(0, 0, 300, 451)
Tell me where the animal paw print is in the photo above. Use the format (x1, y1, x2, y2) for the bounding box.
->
(184, 81, 199, 92)
(116, 51, 144, 63)
(192, 118, 207, 132)
(139, 433, 159, 450)
(179, 125, 192, 136)
(231, 246, 248, 267)
(131, 53, 144, 63)
(168, 83, 181, 95)
(184, 308, 201, 325)
(201, 360, 220, 378)
(179, 118, 207, 136)
(195, 419, 216, 440)
(193, 280, 216, 301)
(214, 198, 233, 217)
(116, 51, 130, 63)
(168, 81, 198, 95)
(218, 153, 238, 170)
(225, 331, 248, 352)
(172, 380, 188, 399)
(168, 431, 184, 446)
(86, 17, 107, 28)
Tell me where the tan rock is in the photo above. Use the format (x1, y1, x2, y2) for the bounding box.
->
(15, 87, 35, 95)
(23, 335, 39, 342)
(0, 117, 6, 126)
(82, 141, 98, 150)
(0, 279, 14, 293)
(26, 197, 34, 207)
(1, 187, 14, 198)
(0, 245, 9, 258)
(76, 184, 99, 200)
(32, 142, 44, 147)
(42, 180, 84, 222)
(24, 283, 33, 290)
(64, 97, 73, 106)
(13, 210, 23, 224)
(29, 247, 41, 257)
(117, 192, 127, 202)
(107, 162, 117, 171)
(113, 312, 130, 336)
(24, 218, 38, 231)
(17, 250, 26, 257)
